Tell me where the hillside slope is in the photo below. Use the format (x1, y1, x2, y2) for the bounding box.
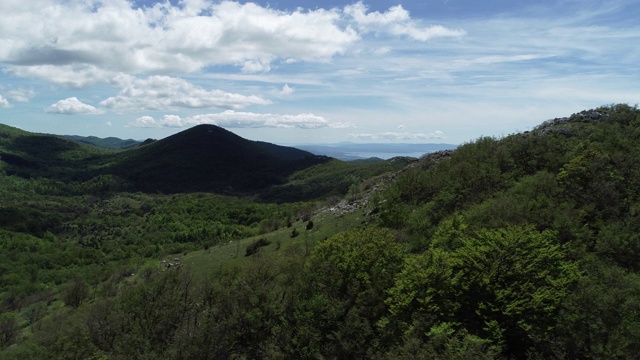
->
(0, 124, 108, 180)
(369, 104, 640, 357)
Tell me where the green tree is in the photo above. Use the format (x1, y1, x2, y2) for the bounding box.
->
(63, 276, 90, 309)
(556, 257, 640, 359)
(381, 322, 501, 360)
(453, 226, 580, 355)
(386, 248, 460, 336)
(387, 226, 580, 356)
(557, 149, 625, 220)
(292, 227, 405, 358)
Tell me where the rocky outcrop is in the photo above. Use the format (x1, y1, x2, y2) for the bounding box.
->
(534, 109, 611, 136)
(417, 149, 454, 169)
(319, 151, 453, 217)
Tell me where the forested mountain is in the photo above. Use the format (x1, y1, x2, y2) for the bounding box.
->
(0, 123, 330, 195)
(2, 104, 640, 359)
(105, 124, 329, 193)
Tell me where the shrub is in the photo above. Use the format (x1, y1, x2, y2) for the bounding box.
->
(245, 238, 271, 257)
(63, 276, 89, 308)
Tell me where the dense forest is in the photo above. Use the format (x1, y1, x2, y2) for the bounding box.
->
(1, 104, 640, 359)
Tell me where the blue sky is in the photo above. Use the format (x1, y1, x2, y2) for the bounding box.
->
(0, 0, 638, 145)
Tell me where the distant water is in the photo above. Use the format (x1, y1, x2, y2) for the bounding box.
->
(295, 143, 458, 161)
(345, 151, 429, 160)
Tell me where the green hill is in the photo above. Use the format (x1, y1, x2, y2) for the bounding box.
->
(0, 124, 109, 181)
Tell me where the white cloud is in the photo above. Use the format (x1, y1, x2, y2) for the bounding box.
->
(348, 131, 445, 141)
(106, 121, 113, 127)
(5, 64, 125, 89)
(0, 1, 466, 87)
(0, 95, 10, 108)
(0, 0, 360, 85)
(330, 121, 356, 129)
(344, 2, 465, 41)
(346, 3, 410, 25)
(129, 115, 157, 128)
(391, 24, 466, 41)
(373, 46, 392, 56)
(453, 54, 550, 67)
(127, 110, 354, 129)
(242, 59, 272, 73)
(100, 76, 270, 112)
(0, 87, 35, 108)
(45, 97, 104, 115)
(278, 84, 294, 96)
(5, 88, 36, 103)
(157, 114, 184, 128)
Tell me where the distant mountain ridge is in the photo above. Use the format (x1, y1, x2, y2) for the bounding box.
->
(63, 135, 141, 149)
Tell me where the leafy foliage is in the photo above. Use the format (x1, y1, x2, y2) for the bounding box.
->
(387, 226, 580, 356)
(291, 227, 405, 358)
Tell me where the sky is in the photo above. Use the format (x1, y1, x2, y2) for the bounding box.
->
(0, 0, 638, 145)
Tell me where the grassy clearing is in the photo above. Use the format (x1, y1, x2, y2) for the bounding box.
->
(173, 208, 370, 279)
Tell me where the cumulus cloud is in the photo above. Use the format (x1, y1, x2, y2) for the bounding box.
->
(278, 84, 294, 96)
(0, 0, 358, 85)
(348, 131, 445, 141)
(344, 2, 465, 41)
(100, 76, 270, 112)
(0, 95, 10, 108)
(129, 116, 157, 128)
(0, 1, 463, 86)
(127, 110, 354, 129)
(46, 97, 104, 115)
